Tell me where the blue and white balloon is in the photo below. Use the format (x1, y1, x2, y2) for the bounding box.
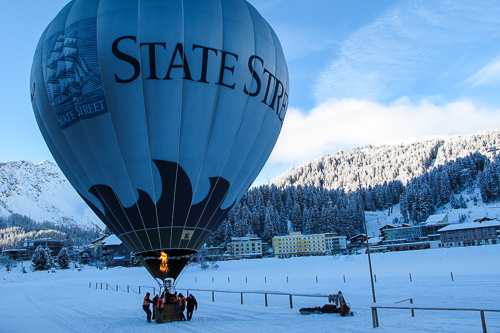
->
(31, 0, 289, 280)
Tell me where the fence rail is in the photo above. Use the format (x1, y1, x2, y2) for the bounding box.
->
(89, 282, 330, 309)
(371, 305, 500, 332)
(182, 288, 329, 308)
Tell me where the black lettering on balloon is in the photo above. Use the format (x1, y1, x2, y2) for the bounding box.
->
(278, 92, 288, 122)
(164, 43, 194, 81)
(140, 42, 167, 80)
(217, 50, 238, 89)
(261, 69, 277, 106)
(243, 55, 263, 97)
(112, 36, 141, 83)
(193, 44, 218, 84)
(269, 78, 284, 111)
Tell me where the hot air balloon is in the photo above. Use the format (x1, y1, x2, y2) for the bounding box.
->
(30, 0, 289, 284)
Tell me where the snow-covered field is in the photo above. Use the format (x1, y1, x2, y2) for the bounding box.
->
(1, 245, 499, 333)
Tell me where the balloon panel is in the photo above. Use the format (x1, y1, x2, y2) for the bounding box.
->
(31, 0, 289, 274)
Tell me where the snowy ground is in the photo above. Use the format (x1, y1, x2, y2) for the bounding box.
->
(1, 245, 499, 332)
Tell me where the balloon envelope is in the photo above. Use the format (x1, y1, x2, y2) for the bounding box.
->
(31, 0, 289, 281)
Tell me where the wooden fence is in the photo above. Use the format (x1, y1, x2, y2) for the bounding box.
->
(371, 305, 500, 333)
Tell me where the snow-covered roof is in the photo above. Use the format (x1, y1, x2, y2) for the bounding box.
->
(368, 237, 383, 244)
(378, 224, 396, 230)
(101, 235, 122, 246)
(438, 220, 500, 232)
(425, 213, 448, 225)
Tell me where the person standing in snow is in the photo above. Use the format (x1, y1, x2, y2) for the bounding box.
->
(186, 294, 198, 321)
(177, 293, 187, 321)
(142, 292, 154, 323)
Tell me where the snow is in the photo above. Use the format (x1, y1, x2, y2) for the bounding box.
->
(102, 235, 122, 246)
(438, 220, 500, 232)
(0, 160, 103, 229)
(1, 245, 499, 332)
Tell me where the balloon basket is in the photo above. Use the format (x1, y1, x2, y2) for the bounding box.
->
(154, 278, 182, 323)
(154, 303, 181, 323)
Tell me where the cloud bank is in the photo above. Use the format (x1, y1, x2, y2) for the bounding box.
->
(269, 98, 500, 166)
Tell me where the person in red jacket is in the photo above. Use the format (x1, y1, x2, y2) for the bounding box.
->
(157, 294, 165, 322)
(142, 292, 154, 323)
(177, 293, 186, 321)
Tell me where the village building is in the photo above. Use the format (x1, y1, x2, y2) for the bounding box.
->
(19, 238, 65, 259)
(325, 233, 347, 253)
(438, 218, 500, 247)
(227, 234, 262, 258)
(101, 235, 131, 266)
(273, 232, 327, 257)
(348, 234, 367, 247)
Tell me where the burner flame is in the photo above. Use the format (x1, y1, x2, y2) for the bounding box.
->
(160, 252, 168, 273)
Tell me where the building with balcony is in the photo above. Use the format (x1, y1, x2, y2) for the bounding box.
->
(273, 232, 327, 257)
(325, 233, 347, 253)
(438, 219, 500, 247)
(228, 234, 262, 258)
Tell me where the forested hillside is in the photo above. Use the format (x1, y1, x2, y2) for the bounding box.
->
(208, 130, 500, 247)
(0, 213, 100, 251)
(272, 129, 500, 192)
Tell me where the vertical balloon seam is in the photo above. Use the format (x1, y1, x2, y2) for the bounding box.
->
(136, 0, 164, 252)
(188, 0, 256, 249)
(33, 2, 111, 241)
(35, 1, 124, 240)
(92, 0, 151, 253)
(76, 0, 139, 248)
(198, 9, 285, 241)
(32, 27, 93, 222)
(191, 1, 275, 249)
(80, 0, 147, 252)
(179, 0, 227, 250)
(170, 0, 187, 250)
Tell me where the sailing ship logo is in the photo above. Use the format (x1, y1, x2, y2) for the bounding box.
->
(43, 18, 108, 130)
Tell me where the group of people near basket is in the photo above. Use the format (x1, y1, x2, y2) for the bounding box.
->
(142, 290, 198, 323)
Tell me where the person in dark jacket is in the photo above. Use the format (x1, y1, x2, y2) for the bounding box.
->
(186, 294, 198, 321)
(177, 293, 187, 321)
(142, 292, 154, 323)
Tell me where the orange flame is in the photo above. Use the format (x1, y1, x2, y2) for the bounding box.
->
(160, 252, 168, 273)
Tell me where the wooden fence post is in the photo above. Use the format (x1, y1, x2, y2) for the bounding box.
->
(451, 272, 454, 281)
(480, 310, 487, 333)
(241, 293, 243, 305)
(212, 291, 214, 302)
(289, 295, 293, 308)
(371, 308, 379, 328)
(409, 273, 412, 282)
(265, 294, 268, 307)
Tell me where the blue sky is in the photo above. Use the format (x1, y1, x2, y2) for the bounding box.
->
(2, 0, 500, 187)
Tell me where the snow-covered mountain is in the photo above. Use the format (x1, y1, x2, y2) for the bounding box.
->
(0, 160, 102, 229)
(271, 129, 500, 191)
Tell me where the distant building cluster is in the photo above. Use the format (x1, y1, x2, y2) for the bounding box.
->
(372, 214, 500, 252)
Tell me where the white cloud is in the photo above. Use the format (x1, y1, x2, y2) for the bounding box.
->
(315, 0, 500, 102)
(464, 57, 500, 86)
(268, 98, 500, 165)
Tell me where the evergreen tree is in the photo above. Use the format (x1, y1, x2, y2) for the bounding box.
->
(57, 247, 70, 269)
(31, 246, 52, 271)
